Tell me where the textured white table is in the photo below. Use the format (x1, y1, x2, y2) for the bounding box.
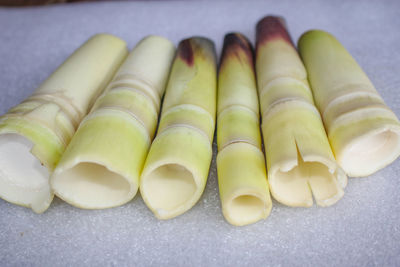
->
(1, 1, 400, 266)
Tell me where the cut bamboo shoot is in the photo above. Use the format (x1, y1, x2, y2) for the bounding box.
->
(50, 36, 175, 209)
(140, 37, 217, 219)
(298, 30, 400, 177)
(256, 16, 347, 207)
(217, 33, 272, 226)
(0, 34, 128, 212)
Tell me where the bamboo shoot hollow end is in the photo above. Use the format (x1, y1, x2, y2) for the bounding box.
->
(52, 162, 134, 209)
(141, 163, 197, 216)
(338, 128, 400, 177)
(0, 133, 51, 213)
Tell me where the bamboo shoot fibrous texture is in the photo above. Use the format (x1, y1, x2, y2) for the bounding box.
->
(256, 16, 347, 207)
(217, 33, 272, 226)
(51, 36, 175, 209)
(140, 37, 217, 219)
(0, 34, 128, 212)
(299, 30, 400, 177)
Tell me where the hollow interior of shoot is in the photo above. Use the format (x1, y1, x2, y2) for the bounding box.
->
(0, 133, 50, 209)
(142, 163, 197, 213)
(226, 194, 265, 225)
(272, 157, 341, 206)
(341, 129, 400, 176)
(53, 162, 131, 208)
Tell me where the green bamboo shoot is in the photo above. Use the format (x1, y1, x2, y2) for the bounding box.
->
(50, 36, 175, 209)
(298, 30, 400, 177)
(256, 16, 347, 207)
(0, 34, 128, 212)
(140, 37, 217, 219)
(217, 33, 272, 226)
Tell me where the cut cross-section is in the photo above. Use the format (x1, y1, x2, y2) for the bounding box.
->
(0, 134, 51, 213)
(141, 164, 197, 213)
(270, 150, 344, 207)
(52, 162, 132, 209)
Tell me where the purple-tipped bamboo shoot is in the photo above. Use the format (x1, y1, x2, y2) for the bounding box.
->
(140, 37, 217, 219)
(256, 16, 347, 207)
(217, 33, 272, 226)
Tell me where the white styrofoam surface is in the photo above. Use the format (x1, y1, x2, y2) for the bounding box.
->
(1, 0, 400, 266)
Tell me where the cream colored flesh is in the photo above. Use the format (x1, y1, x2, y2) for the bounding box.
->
(52, 162, 133, 209)
(338, 128, 400, 177)
(141, 163, 197, 216)
(50, 109, 151, 210)
(224, 192, 268, 226)
(261, 99, 347, 207)
(217, 143, 271, 226)
(0, 134, 51, 212)
(269, 149, 344, 207)
(140, 125, 212, 219)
